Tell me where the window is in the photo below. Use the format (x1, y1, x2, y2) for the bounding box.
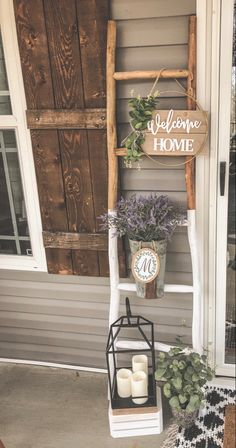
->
(0, 0, 46, 270)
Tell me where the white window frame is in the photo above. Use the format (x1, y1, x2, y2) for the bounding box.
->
(0, 0, 47, 271)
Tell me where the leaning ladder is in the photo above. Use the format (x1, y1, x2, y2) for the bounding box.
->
(107, 16, 202, 438)
(107, 16, 202, 353)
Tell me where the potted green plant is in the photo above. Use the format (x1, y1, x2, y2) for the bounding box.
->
(100, 194, 185, 298)
(155, 346, 214, 427)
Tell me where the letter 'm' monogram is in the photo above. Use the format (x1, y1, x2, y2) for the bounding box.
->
(140, 258, 153, 274)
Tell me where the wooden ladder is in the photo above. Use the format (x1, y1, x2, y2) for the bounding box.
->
(106, 16, 202, 438)
(106, 16, 202, 355)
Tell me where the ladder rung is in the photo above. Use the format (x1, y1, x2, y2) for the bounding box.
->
(113, 69, 189, 81)
(115, 148, 126, 156)
(116, 340, 173, 353)
(118, 283, 193, 293)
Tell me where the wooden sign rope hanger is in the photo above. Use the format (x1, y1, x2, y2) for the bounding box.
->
(124, 74, 208, 168)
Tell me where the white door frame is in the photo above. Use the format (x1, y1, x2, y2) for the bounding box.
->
(201, 0, 236, 377)
(214, 0, 235, 377)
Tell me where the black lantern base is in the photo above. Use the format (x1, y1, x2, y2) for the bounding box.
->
(111, 373, 157, 410)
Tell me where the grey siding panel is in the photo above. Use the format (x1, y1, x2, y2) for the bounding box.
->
(116, 17, 189, 47)
(124, 190, 187, 205)
(0, 270, 192, 367)
(111, 0, 196, 20)
(121, 168, 186, 191)
(117, 98, 187, 123)
(116, 45, 188, 71)
(117, 79, 188, 99)
(124, 229, 189, 253)
(0, 0, 196, 368)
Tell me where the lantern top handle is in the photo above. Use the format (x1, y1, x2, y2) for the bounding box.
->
(125, 297, 132, 324)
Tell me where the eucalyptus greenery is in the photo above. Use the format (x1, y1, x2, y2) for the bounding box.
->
(155, 347, 214, 414)
(122, 91, 159, 166)
(99, 194, 186, 242)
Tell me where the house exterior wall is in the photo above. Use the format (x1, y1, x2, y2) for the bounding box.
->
(0, 0, 196, 369)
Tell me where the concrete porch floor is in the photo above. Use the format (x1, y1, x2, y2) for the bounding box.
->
(0, 363, 172, 448)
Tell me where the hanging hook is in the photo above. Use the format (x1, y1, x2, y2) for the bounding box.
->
(125, 297, 132, 324)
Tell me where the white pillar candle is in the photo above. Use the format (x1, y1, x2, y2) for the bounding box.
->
(116, 368, 132, 398)
(132, 354, 148, 376)
(131, 371, 148, 405)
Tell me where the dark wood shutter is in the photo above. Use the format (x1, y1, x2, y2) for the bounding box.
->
(14, 0, 126, 277)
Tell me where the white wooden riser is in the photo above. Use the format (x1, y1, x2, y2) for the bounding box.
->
(110, 426, 162, 438)
(109, 387, 163, 438)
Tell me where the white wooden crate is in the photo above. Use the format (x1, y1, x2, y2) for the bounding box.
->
(108, 386, 163, 438)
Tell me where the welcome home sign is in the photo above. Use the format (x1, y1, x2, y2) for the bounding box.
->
(142, 109, 208, 156)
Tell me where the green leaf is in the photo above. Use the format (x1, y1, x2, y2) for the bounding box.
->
(179, 394, 188, 404)
(170, 347, 183, 356)
(169, 396, 181, 410)
(184, 371, 192, 381)
(155, 368, 167, 380)
(186, 395, 201, 412)
(192, 373, 199, 382)
(171, 377, 182, 391)
(163, 383, 171, 398)
(189, 395, 201, 408)
(183, 385, 192, 394)
(135, 122, 144, 130)
(186, 403, 195, 412)
(178, 361, 186, 370)
(207, 371, 214, 381)
(191, 353, 201, 363)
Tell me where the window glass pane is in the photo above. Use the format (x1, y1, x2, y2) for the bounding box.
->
(0, 31, 12, 114)
(0, 130, 32, 256)
(0, 240, 17, 255)
(20, 241, 32, 256)
(0, 152, 14, 235)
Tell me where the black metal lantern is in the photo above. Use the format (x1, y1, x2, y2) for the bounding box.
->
(106, 297, 157, 410)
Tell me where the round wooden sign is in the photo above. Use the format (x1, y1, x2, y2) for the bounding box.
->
(131, 248, 160, 283)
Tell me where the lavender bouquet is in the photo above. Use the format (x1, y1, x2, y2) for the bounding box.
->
(100, 194, 186, 242)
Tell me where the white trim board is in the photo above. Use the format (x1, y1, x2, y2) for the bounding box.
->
(196, 0, 212, 355)
(0, 358, 107, 374)
(208, 377, 236, 390)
